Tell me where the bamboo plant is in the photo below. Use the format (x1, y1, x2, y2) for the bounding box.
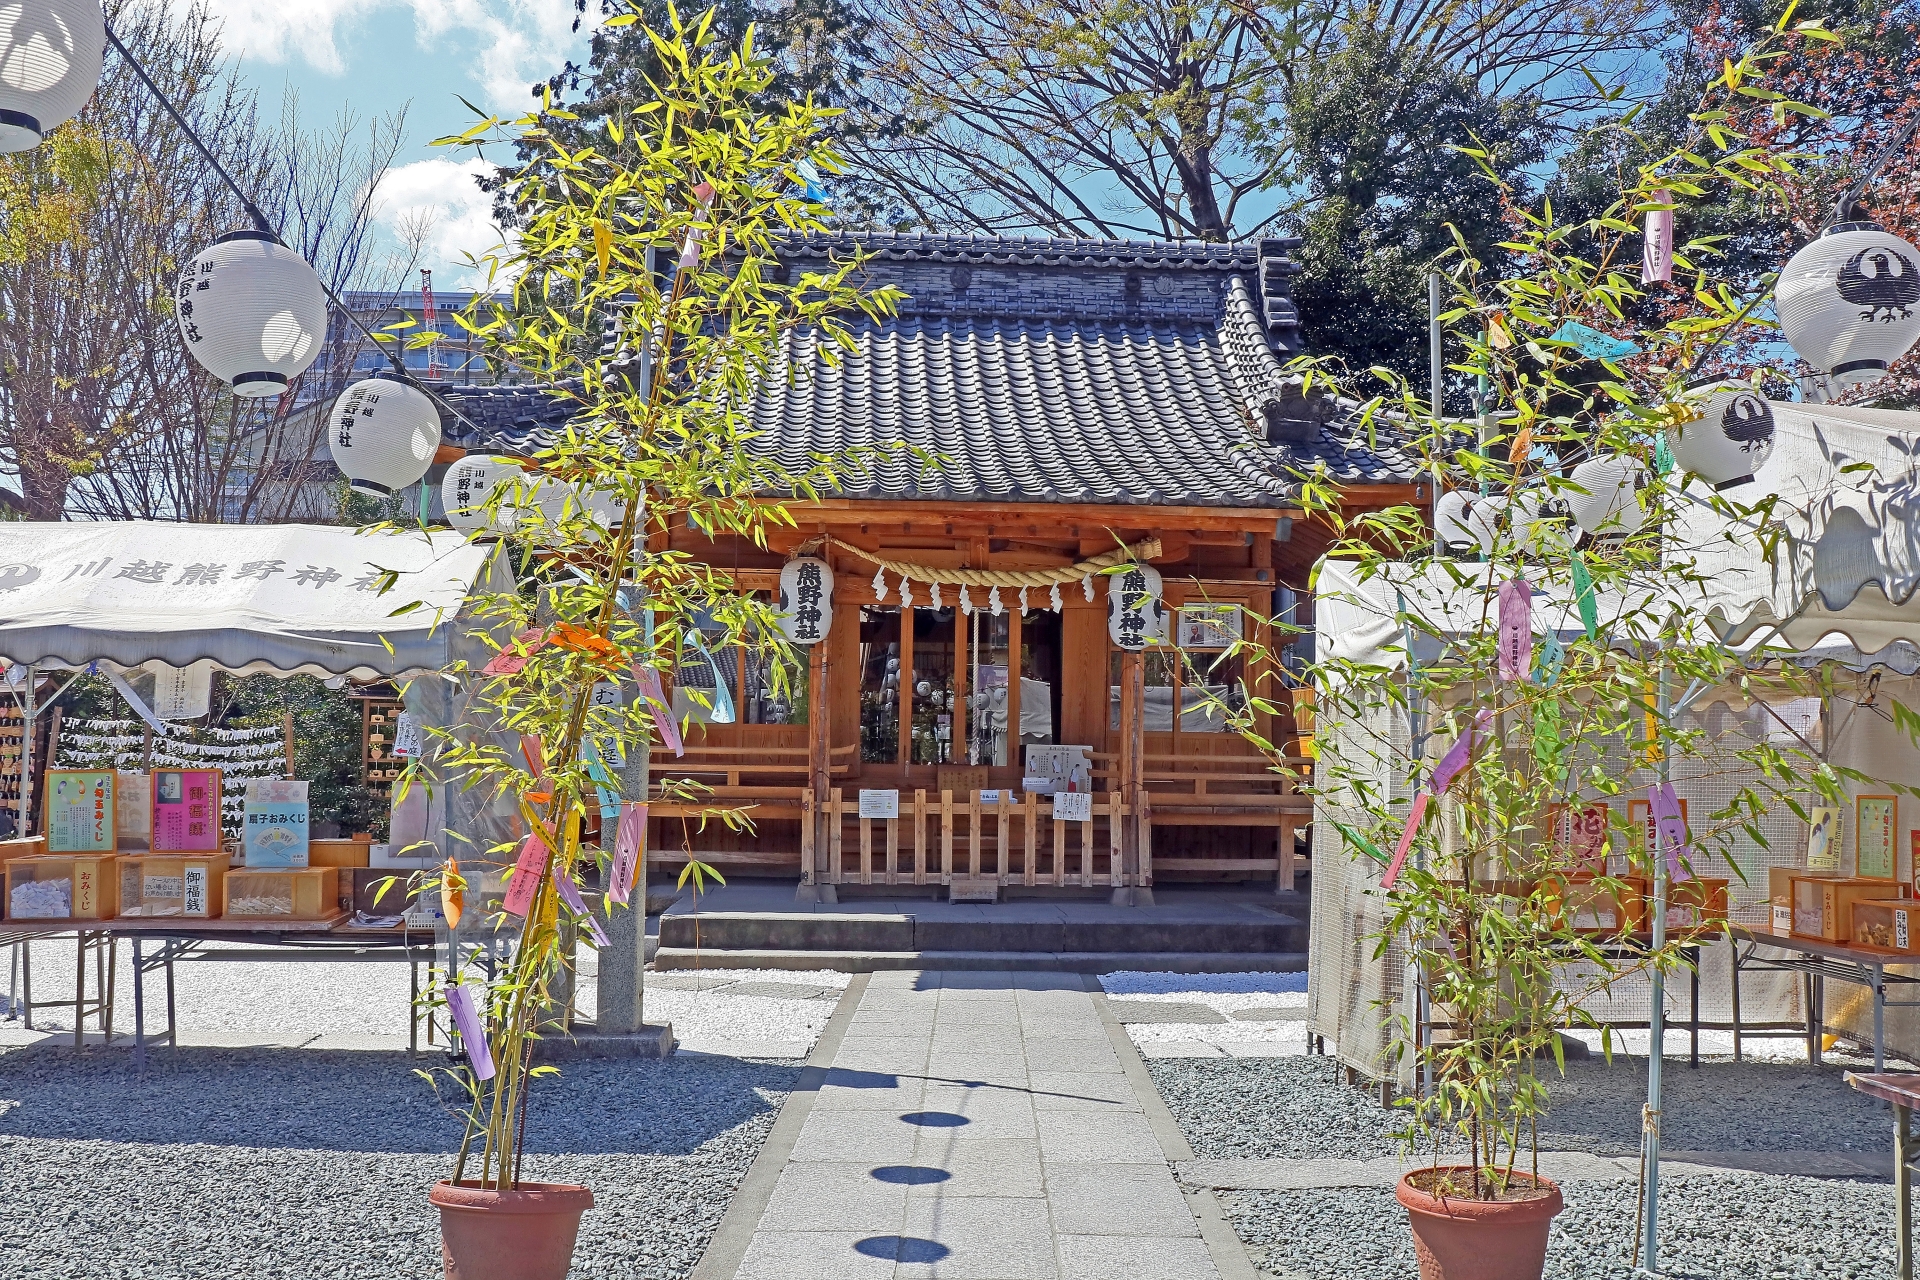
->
(373, 6, 902, 1191)
(1196, 11, 1916, 1200)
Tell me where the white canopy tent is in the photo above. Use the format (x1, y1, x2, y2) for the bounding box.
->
(0, 522, 501, 679)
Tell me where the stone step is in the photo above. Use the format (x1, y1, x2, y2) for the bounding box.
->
(650, 946, 1308, 974)
(656, 910, 1307, 954)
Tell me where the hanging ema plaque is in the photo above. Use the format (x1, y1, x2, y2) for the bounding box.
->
(778, 557, 834, 645)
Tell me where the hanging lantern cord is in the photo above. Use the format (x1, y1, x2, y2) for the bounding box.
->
(1833, 116, 1920, 224)
(101, 21, 484, 439)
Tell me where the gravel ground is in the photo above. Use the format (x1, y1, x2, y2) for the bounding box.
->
(0, 1043, 801, 1280)
(1100, 971, 1311, 1048)
(1149, 1052, 1898, 1279)
(1228, 1174, 1897, 1280)
(1149, 1054, 1891, 1161)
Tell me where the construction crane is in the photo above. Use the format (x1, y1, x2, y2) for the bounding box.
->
(420, 268, 442, 380)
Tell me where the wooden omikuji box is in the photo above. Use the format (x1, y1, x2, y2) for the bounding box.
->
(1662, 878, 1730, 932)
(117, 853, 230, 919)
(1793, 876, 1908, 943)
(308, 838, 372, 870)
(222, 867, 340, 920)
(1543, 874, 1648, 934)
(1852, 899, 1920, 955)
(5, 854, 118, 920)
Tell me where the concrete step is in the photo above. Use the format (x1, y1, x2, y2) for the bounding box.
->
(656, 910, 1307, 955)
(650, 947, 1308, 974)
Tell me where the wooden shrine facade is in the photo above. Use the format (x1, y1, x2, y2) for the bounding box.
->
(440, 234, 1422, 897)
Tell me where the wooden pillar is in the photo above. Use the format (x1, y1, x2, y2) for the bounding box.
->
(897, 600, 914, 766)
(803, 636, 832, 901)
(953, 608, 969, 767)
(1117, 649, 1145, 901)
(1006, 608, 1023, 772)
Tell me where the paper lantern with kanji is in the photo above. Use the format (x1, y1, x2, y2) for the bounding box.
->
(0, 0, 104, 152)
(777, 556, 834, 645)
(176, 230, 328, 397)
(1670, 384, 1775, 489)
(1466, 494, 1509, 558)
(528, 476, 629, 535)
(1566, 454, 1647, 538)
(1777, 224, 1920, 387)
(1106, 563, 1166, 651)
(442, 455, 522, 532)
(328, 379, 440, 497)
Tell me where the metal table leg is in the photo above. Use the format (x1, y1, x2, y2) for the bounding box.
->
(72, 934, 84, 1048)
(1690, 948, 1700, 1069)
(1729, 934, 1744, 1063)
(1814, 973, 1826, 1064)
(409, 960, 419, 1058)
(132, 938, 146, 1070)
(165, 951, 177, 1048)
(1899, 1102, 1914, 1280)
(19, 939, 29, 1029)
(1878, 962, 1889, 1074)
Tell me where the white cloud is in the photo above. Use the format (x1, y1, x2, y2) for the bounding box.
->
(369, 156, 512, 289)
(205, 0, 587, 110)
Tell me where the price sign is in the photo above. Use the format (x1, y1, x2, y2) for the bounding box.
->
(1053, 792, 1093, 822)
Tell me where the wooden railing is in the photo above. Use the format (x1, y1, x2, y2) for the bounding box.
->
(806, 788, 1130, 889)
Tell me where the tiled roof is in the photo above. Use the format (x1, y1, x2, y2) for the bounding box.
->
(434, 234, 1420, 507)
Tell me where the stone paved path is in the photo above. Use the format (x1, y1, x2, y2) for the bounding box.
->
(729, 970, 1230, 1280)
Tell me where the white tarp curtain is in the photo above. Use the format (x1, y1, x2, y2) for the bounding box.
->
(0, 522, 499, 678)
(1312, 557, 1706, 674)
(1688, 402, 1920, 659)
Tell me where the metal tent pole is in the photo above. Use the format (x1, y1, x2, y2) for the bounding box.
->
(1641, 664, 1672, 1271)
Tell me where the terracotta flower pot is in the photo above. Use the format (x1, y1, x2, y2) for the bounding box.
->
(1394, 1167, 1563, 1280)
(430, 1179, 593, 1280)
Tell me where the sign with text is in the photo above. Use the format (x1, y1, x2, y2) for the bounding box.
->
(1052, 791, 1093, 822)
(1858, 795, 1897, 879)
(244, 778, 309, 867)
(858, 789, 900, 819)
(46, 770, 114, 853)
(153, 769, 222, 852)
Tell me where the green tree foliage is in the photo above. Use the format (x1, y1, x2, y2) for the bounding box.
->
(221, 675, 383, 836)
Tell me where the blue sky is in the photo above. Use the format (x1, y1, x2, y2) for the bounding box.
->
(206, 0, 597, 288)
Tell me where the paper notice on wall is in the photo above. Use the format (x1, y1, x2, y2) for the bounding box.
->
(1053, 791, 1093, 822)
(858, 789, 900, 819)
(1806, 805, 1841, 871)
(391, 712, 423, 759)
(145, 660, 213, 721)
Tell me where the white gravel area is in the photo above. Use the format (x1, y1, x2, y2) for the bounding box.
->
(5, 938, 849, 1058)
(1100, 970, 1309, 1048)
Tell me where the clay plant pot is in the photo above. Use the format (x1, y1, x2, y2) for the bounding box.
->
(430, 1179, 594, 1280)
(1394, 1166, 1563, 1280)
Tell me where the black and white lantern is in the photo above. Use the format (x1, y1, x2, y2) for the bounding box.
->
(1466, 494, 1509, 559)
(442, 454, 522, 533)
(327, 378, 441, 497)
(1670, 384, 1775, 489)
(531, 477, 627, 533)
(777, 556, 834, 645)
(1434, 490, 1475, 556)
(1106, 563, 1166, 651)
(1777, 223, 1920, 387)
(176, 230, 328, 397)
(0, 0, 104, 152)
(1566, 455, 1647, 539)
(1512, 490, 1571, 558)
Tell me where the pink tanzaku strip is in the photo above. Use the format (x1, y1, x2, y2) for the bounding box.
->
(1497, 578, 1532, 683)
(551, 862, 611, 947)
(609, 802, 648, 906)
(1381, 790, 1432, 890)
(632, 665, 684, 757)
(501, 834, 550, 917)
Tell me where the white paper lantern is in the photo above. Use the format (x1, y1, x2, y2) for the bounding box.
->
(442, 455, 523, 532)
(1566, 455, 1647, 538)
(0, 0, 104, 153)
(1511, 490, 1571, 558)
(527, 475, 629, 534)
(1106, 563, 1166, 651)
(1777, 223, 1920, 387)
(176, 230, 328, 397)
(328, 378, 440, 497)
(1434, 490, 1475, 555)
(1670, 384, 1775, 489)
(777, 556, 833, 645)
(1465, 494, 1509, 558)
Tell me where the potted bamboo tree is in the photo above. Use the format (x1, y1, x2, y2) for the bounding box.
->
(371, 10, 901, 1278)
(1195, 14, 1896, 1279)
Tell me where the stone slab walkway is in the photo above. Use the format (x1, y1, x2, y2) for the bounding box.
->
(716, 970, 1246, 1280)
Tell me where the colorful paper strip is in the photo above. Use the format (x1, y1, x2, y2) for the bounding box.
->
(1571, 557, 1598, 639)
(1432, 711, 1493, 795)
(1381, 791, 1432, 890)
(1642, 192, 1674, 285)
(610, 802, 647, 906)
(502, 834, 550, 917)
(1497, 578, 1532, 683)
(444, 984, 495, 1080)
(552, 862, 611, 947)
(482, 628, 546, 677)
(632, 665, 684, 758)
